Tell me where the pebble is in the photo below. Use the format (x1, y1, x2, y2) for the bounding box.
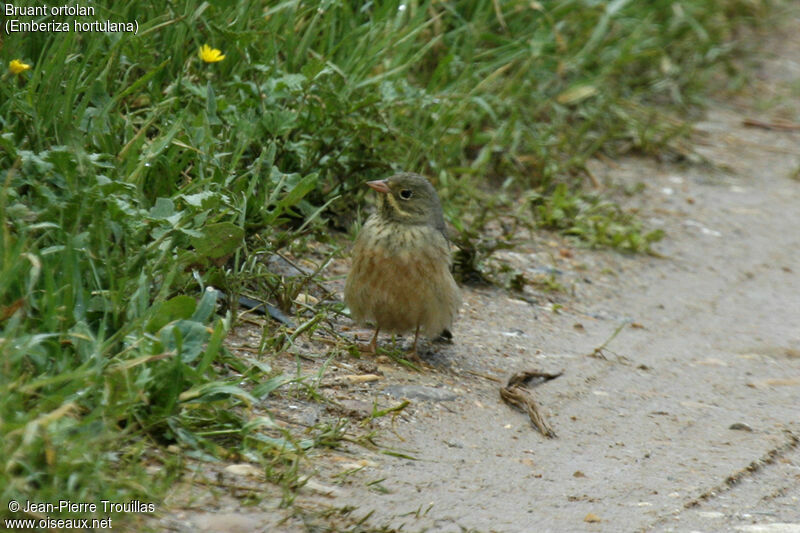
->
(224, 464, 262, 478)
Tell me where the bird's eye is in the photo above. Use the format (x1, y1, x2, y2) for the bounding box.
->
(399, 189, 413, 200)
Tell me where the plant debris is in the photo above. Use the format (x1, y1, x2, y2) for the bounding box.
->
(499, 369, 562, 438)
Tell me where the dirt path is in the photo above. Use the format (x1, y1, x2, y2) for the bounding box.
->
(334, 107, 800, 531)
(160, 10, 800, 533)
(302, 15, 800, 533)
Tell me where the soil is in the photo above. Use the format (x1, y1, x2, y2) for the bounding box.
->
(155, 9, 800, 533)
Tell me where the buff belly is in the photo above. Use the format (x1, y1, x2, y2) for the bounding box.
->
(344, 217, 461, 337)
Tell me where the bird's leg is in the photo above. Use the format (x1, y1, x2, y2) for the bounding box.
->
(367, 327, 380, 353)
(408, 324, 422, 361)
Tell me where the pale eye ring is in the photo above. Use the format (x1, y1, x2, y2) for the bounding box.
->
(399, 189, 413, 200)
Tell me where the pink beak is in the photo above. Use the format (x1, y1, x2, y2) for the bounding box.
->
(366, 179, 390, 194)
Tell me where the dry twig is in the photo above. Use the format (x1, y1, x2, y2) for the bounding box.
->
(500, 370, 562, 438)
(742, 117, 800, 131)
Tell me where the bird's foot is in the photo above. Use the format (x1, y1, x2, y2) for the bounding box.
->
(354, 341, 377, 354)
(405, 349, 423, 364)
(353, 329, 380, 354)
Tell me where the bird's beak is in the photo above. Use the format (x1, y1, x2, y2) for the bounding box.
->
(366, 179, 391, 194)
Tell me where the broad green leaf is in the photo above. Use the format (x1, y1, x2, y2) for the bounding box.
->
(190, 222, 244, 260)
(149, 198, 175, 219)
(146, 295, 197, 333)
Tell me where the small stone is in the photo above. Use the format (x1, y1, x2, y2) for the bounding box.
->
(224, 464, 262, 478)
(301, 478, 342, 498)
(293, 293, 319, 305)
(729, 422, 753, 432)
(584, 513, 602, 523)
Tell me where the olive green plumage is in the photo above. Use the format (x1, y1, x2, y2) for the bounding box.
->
(345, 172, 461, 356)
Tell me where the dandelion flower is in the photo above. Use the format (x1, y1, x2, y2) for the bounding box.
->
(9, 59, 31, 75)
(199, 45, 225, 63)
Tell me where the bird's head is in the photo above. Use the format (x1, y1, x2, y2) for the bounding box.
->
(366, 172, 446, 231)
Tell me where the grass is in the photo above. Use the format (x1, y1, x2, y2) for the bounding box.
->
(1, 0, 773, 527)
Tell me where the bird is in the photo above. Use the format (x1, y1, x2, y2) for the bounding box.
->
(345, 172, 461, 359)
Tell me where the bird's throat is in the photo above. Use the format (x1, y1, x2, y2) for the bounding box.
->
(380, 192, 414, 220)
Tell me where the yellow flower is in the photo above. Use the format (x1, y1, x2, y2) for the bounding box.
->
(198, 44, 225, 63)
(9, 59, 31, 75)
